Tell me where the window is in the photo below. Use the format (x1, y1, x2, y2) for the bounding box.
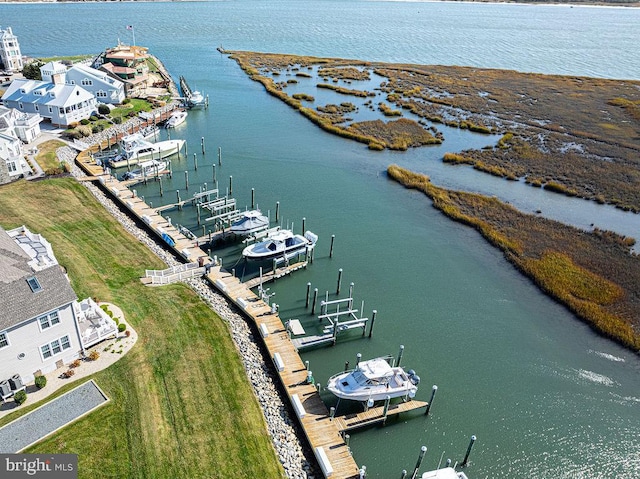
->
(96, 90, 107, 98)
(34, 104, 39, 111)
(81, 78, 92, 86)
(7, 161, 17, 173)
(48, 106, 52, 113)
(26, 276, 42, 292)
(38, 311, 60, 330)
(0, 332, 9, 349)
(40, 335, 71, 360)
(18, 102, 23, 110)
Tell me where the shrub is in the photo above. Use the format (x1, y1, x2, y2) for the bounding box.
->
(88, 350, 100, 361)
(122, 98, 131, 104)
(125, 330, 131, 338)
(118, 323, 127, 333)
(98, 104, 110, 115)
(89, 115, 98, 121)
(77, 125, 92, 137)
(80, 119, 90, 125)
(62, 369, 75, 379)
(91, 123, 104, 133)
(13, 390, 27, 405)
(34, 375, 47, 389)
(112, 116, 122, 124)
(70, 359, 81, 368)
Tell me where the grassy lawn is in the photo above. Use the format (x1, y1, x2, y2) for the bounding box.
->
(34, 140, 67, 173)
(0, 178, 284, 478)
(110, 99, 154, 122)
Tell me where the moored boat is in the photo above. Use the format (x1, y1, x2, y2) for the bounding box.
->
(108, 133, 184, 168)
(121, 159, 167, 180)
(230, 210, 270, 236)
(165, 109, 188, 128)
(421, 467, 469, 479)
(326, 356, 420, 403)
(188, 90, 207, 109)
(242, 229, 317, 261)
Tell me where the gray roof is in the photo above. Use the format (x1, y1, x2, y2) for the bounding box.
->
(0, 227, 77, 331)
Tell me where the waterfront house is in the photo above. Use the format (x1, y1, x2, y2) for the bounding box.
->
(0, 106, 40, 184)
(0, 26, 23, 73)
(0, 225, 117, 391)
(65, 63, 125, 105)
(96, 43, 150, 97)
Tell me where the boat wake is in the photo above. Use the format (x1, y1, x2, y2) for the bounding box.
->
(577, 369, 618, 387)
(588, 349, 625, 363)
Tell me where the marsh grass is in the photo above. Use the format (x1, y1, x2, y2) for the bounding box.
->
(387, 164, 640, 352)
(0, 179, 284, 479)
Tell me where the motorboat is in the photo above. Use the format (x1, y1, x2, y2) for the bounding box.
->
(121, 159, 167, 180)
(242, 229, 317, 261)
(165, 109, 188, 128)
(108, 133, 184, 168)
(421, 468, 469, 479)
(326, 356, 420, 403)
(138, 124, 160, 140)
(230, 210, 270, 236)
(188, 90, 207, 109)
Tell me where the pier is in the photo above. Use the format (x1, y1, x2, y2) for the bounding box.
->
(179, 75, 209, 109)
(332, 400, 428, 433)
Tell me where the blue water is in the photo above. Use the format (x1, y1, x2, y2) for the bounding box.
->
(3, 2, 640, 478)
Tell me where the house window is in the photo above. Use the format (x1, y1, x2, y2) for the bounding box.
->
(81, 79, 92, 86)
(48, 106, 52, 113)
(96, 90, 107, 98)
(7, 161, 17, 173)
(0, 332, 9, 349)
(18, 102, 23, 110)
(35, 105, 39, 111)
(26, 276, 42, 293)
(40, 335, 71, 360)
(38, 311, 60, 330)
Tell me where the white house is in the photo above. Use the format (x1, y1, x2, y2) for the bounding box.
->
(0, 105, 41, 144)
(0, 26, 23, 73)
(0, 225, 118, 398)
(66, 63, 125, 105)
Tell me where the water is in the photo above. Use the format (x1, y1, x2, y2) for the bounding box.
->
(4, 2, 639, 478)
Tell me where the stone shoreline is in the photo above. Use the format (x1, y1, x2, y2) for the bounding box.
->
(57, 136, 317, 478)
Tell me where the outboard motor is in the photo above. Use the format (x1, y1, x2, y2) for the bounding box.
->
(304, 231, 318, 245)
(409, 374, 421, 386)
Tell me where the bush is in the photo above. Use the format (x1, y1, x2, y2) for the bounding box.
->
(88, 350, 100, 361)
(98, 104, 110, 115)
(13, 390, 27, 405)
(91, 123, 104, 133)
(125, 330, 131, 338)
(34, 375, 47, 389)
(118, 323, 127, 333)
(113, 116, 122, 124)
(77, 125, 92, 137)
(122, 98, 131, 104)
(70, 359, 81, 368)
(89, 115, 98, 121)
(62, 369, 75, 379)
(80, 119, 90, 125)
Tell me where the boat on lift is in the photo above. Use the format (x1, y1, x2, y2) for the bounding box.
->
(421, 467, 469, 479)
(108, 133, 184, 168)
(121, 159, 167, 180)
(230, 210, 270, 236)
(188, 90, 207, 109)
(242, 229, 317, 261)
(165, 109, 188, 128)
(326, 356, 420, 403)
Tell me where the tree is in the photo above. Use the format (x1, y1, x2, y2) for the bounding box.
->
(22, 60, 44, 80)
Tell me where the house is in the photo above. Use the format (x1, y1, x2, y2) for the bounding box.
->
(1, 75, 97, 127)
(0, 225, 117, 395)
(0, 104, 41, 144)
(0, 106, 40, 184)
(0, 26, 23, 73)
(96, 43, 150, 97)
(65, 63, 125, 105)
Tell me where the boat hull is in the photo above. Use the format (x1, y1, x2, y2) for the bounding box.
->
(109, 139, 184, 168)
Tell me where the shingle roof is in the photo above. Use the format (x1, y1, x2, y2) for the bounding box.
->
(0, 227, 77, 331)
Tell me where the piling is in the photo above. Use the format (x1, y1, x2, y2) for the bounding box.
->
(194, 153, 198, 171)
(330, 407, 336, 420)
(368, 309, 377, 338)
(212, 164, 217, 185)
(229, 176, 233, 196)
(302, 217, 306, 234)
(329, 234, 335, 258)
(185, 170, 189, 190)
(336, 268, 343, 294)
(305, 282, 311, 308)
(410, 446, 427, 479)
(311, 288, 318, 315)
(396, 345, 405, 368)
(201, 136, 205, 154)
(344, 361, 350, 372)
(305, 360, 309, 370)
(251, 188, 255, 209)
(462, 435, 476, 467)
(159, 175, 163, 196)
(356, 353, 361, 366)
(400, 471, 407, 479)
(275, 201, 280, 223)
(382, 395, 391, 423)
(349, 283, 354, 308)
(218, 146, 222, 165)
(197, 204, 201, 225)
(425, 385, 437, 416)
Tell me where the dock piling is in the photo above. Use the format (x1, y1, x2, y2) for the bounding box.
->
(185, 170, 189, 190)
(410, 446, 427, 479)
(425, 385, 437, 416)
(382, 395, 391, 424)
(251, 188, 255, 209)
(368, 309, 377, 338)
(400, 470, 407, 479)
(302, 217, 306, 234)
(329, 234, 335, 258)
(159, 175, 163, 196)
(229, 175, 233, 196)
(462, 435, 476, 467)
(275, 201, 280, 223)
(194, 153, 198, 171)
(201, 136, 205, 154)
(311, 288, 318, 315)
(305, 282, 311, 308)
(336, 268, 343, 294)
(344, 361, 349, 372)
(218, 146, 222, 165)
(396, 344, 405, 368)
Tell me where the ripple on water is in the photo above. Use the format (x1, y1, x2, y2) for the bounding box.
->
(589, 349, 626, 362)
(577, 369, 617, 387)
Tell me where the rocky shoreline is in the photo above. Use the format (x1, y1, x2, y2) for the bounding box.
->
(57, 131, 317, 478)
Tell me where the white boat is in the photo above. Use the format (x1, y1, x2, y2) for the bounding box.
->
(326, 356, 420, 403)
(139, 124, 160, 140)
(108, 133, 184, 168)
(165, 109, 188, 128)
(188, 90, 207, 109)
(230, 210, 270, 236)
(121, 159, 167, 180)
(421, 468, 469, 479)
(242, 229, 318, 261)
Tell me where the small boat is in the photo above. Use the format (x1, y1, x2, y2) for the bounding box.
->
(421, 468, 469, 479)
(188, 90, 207, 109)
(108, 133, 184, 168)
(139, 124, 160, 140)
(230, 210, 270, 236)
(121, 159, 167, 180)
(242, 229, 318, 261)
(326, 356, 420, 403)
(165, 109, 188, 128)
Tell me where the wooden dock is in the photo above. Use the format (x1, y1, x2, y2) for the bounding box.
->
(331, 400, 428, 433)
(244, 261, 308, 289)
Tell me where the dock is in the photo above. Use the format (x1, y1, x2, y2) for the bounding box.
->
(179, 75, 209, 109)
(331, 400, 428, 433)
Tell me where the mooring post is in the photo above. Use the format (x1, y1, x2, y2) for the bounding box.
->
(275, 201, 280, 223)
(400, 470, 407, 479)
(212, 163, 217, 185)
(336, 268, 343, 294)
(201, 136, 205, 154)
(272, 258, 277, 277)
(349, 283, 354, 308)
(329, 407, 335, 420)
(159, 175, 163, 196)
(396, 345, 405, 367)
(359, 466, 366, 479)
(410, 446, 427, 479)
(445, 459, 451, 468)
(462, 435, 476, 467)
(202, 225, 205, 236)
(168, 159, 173, 179)
(194, 152, 198, 171)
(185, 170, 189, 190)
(344, 361, 349, 372)
(251, 188, 255, 209)
(302, 217, 306, 234)
(305, 282, 311, 308)
(311, 288, 318, 315)
(229, 175, 233, 196)
(368, 309, 377, 338)
(197, 203, 201, 225)
(382, 395, 391, 423)
(218, 146, 222, 165)
(425, 385, 438, 416)
(329, 234, 335, 258)
(304, 360, 309, 371)
(356, 352, 362, 366)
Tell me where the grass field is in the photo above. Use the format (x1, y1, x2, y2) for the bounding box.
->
(34, 140, 67, 173)
(0, 178, 284, 479)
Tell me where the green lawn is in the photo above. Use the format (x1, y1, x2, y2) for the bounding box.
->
(0, 178, 284, 479)
(34, 140, 67, 173)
